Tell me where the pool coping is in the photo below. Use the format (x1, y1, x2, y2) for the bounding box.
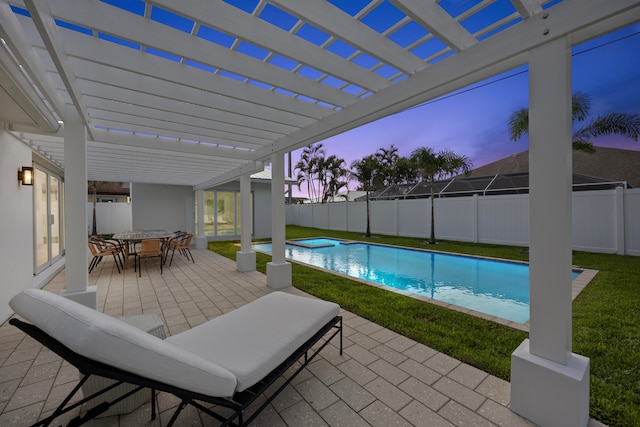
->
(252, 238, 599, 332)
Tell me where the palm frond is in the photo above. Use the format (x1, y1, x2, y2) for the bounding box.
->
(508, 108, 529, 141)
(572, 91, 591, 122)
(571, 140, 596, 153)
(580, 112, 640, 141)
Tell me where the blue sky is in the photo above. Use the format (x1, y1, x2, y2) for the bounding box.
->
(289, 23, 640, 195)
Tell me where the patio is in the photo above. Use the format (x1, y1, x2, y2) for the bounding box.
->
(0, 247, 596, 427)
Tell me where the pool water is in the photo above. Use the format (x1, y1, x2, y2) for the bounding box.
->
(253, 238, 581, 324)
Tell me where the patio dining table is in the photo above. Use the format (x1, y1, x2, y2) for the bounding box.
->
(112, 230, 176, 267)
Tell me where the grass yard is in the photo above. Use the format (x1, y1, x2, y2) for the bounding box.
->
(208, 225, 639, 427)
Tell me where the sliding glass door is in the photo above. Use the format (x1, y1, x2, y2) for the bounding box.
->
(34, 166, 64, 274)
(196, 190, 251, 238)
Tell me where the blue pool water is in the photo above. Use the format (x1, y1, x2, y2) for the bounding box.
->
(253, 238, 581, 324)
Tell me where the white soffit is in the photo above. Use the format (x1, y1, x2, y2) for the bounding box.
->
(0, 0, 637, 188)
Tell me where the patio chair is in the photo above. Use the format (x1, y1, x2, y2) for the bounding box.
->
(134, 238, 163, 277)
(9, 289, 342, 427)
(165, 232, 194, 266)
(88, 238, 122, 274)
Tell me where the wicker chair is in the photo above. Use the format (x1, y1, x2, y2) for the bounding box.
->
(88, 238, 122, 273)
(134, 239, 163, 277)
(165, 233, 194, 266)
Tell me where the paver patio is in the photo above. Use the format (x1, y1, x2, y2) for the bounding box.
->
(0, 248, 604, 426)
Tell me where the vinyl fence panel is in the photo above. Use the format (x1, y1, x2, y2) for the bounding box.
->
(287, 188, 640, 255)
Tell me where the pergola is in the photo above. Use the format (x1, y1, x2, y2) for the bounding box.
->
(1, 1, 638, 425)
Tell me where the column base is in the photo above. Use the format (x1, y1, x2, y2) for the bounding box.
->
(60, 285, 97, 309)
(511, 339, 590, 427)
(266, 262, 292, 289)
(195, 236, 208, 250)
(236, 251, 256, 272)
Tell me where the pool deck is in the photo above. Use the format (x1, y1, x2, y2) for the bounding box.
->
(0, 249, 605, 426)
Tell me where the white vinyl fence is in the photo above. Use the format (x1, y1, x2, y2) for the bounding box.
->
(286, 187, 640, 256)
(86, 202, 132, 235)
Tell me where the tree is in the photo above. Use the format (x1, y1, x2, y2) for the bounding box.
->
(411, 147, 472, 244)
(374, 145, 400, 187)
(508, 91, 640, 152)
(394, 156, 419, 184)
(295, 144, 326, 203)
(350, 155, 380, 237)
(295, 144, 349, 203)
(321, 155, 349, 203)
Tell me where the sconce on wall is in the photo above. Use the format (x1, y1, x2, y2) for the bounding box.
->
(18, 166, 34, 186)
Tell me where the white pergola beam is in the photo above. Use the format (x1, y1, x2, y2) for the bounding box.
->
(510, 0, 543, 18)
(91, 129, 256, 161)
(150, 0, 391, 92)
(193, 160, 263, 191)
(270, 0, 425, 74)
(392, 0, 477, 51)
(83, 89, 299, 136)
(0, 2, 65, 123)
(88, 110, 271, 148)
(24, 0, 93, 138)
(254, 0, 640, 160)
(44, 27, 330, 121)
(68, 57, 321, 127)
(85, 97, 286, 141)
(47, 0, 357, 108)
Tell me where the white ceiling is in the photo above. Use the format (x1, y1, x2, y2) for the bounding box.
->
(1, 0, 638, 188)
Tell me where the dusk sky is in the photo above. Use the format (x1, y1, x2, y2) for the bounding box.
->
(288, 23, 640, 197)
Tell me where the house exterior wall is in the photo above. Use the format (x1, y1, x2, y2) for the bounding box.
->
(0, 130, 37, 322)
(287, 188, 640, 256)
(131, 183, 195, 233)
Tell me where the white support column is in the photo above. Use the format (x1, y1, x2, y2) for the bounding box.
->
(61, 106, 96, 308)
(195, 189, 207, 249)
(615, 186, 625, 255)
(510, 36, 589, 427)
(236, 172, 256, 272)
(472, 194, 479, 243)
(267, 152, 291, 288)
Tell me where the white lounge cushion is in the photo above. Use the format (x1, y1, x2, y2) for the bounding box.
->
(166, 291, 340, 391)
(9, 289, 237, 397)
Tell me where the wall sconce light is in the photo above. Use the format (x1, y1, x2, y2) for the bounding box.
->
(18, 166, 34, 186)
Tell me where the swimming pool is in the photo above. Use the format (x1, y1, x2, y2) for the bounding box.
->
(253, 238, 581, 324)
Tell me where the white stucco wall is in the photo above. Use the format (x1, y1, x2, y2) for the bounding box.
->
(0, 130, 36, 322)
(130, 183, 195, 232)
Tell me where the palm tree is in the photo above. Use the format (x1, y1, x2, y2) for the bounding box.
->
(374, 145, 400, 187)
(350, 155, 380, 237)
(395, 156, 420, 184)
(321, 155, 349, 203)
(295, 143, 326, 203)
(508, 91, 640, 152)
(411, 147, 472, 244)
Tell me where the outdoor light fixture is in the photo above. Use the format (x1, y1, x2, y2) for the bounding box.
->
(18, 166, 34, 186)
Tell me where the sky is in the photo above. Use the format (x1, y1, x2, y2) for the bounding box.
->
(288, 23, 640, 197)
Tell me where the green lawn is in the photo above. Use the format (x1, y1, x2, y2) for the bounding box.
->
(208, 225, 639, 427)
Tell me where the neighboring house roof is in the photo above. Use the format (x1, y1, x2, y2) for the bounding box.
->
(250, 169, 296, 184)
(352, 147, 639, 201)
(467, 147, 640, 188)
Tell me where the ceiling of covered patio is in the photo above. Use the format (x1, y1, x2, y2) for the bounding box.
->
(0, 0, 637, 188)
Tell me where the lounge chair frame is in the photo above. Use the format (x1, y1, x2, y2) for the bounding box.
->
(10, 314, 342, 427)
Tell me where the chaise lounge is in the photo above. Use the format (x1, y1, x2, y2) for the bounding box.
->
(9, 289, 342, 426)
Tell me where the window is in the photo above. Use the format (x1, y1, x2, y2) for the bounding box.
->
(195, 190, 252, 238)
